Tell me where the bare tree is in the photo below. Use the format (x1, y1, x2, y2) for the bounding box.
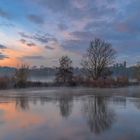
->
(55, 56, 73, 85)
(82, 38, 116, 80)
(14, 64, 29, 88)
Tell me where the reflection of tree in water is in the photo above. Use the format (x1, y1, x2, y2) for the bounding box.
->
(132, 98, 140, 110)
(58, 94, 73, 118)
(15, 96, 29, 111)
(82, 96, 115, 134)
(39, 96, 57, 106)
(112, 97, 126, 107)
(40, 97, 50, 105)
(15, 95, 55, 111)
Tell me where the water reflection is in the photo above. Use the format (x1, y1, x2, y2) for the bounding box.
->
(58, 94, 73, 118)
(130, 98, 140, 110)
(13, 94, 74, 118)
(82, 96, 115, 134)
(15, 96, 29, 111)
(14, 95, 55, 111)
(1, 90, 140, 140)
(112, 96, 127, 107)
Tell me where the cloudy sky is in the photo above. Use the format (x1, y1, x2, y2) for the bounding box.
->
(0, 0, 140, 67)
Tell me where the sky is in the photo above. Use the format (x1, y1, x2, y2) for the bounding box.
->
(0, 0, 140, 67)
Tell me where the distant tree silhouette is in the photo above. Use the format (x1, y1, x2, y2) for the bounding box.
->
(82, 38, 116, 80)
(55, 56, 73, 85)
(134, 62, 140, 82)
(14, 64, 29, 88)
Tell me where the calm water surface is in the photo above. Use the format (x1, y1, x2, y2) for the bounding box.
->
(0, 87, 140, 140)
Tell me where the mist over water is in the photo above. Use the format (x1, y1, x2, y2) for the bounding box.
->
(29, 76, 55, 83)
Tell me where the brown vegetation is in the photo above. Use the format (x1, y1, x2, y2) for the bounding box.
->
(116, 76, 129, 86)
(0, 77, 10, 89)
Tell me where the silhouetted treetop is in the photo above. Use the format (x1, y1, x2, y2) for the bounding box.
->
(55, 56, 73, 85)
(82, 38, 116, 80)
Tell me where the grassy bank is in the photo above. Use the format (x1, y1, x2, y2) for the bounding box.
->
(0, 76, 139, 90)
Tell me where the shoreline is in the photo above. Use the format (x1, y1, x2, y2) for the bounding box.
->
(0, 80, 139, 90)
(0, 85, 140, 98)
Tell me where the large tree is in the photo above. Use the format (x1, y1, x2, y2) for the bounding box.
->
(82, 38, 116, 80)
(55, 56, 73, 84)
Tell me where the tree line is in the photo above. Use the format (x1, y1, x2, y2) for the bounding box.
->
(55, 38, 116, 86)
(1, 38, 140, 89)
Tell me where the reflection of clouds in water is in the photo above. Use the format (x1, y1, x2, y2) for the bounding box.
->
(0, 90, 140, 140)
(0, 102, 45, 129)
(0, 97, 63, 140)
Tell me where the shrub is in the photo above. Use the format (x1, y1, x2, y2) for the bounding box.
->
(116, 76, 129, 86)
(14, 64, 29, 88)
(0, 77, 10, 89)
(82, 77, 117, 88)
